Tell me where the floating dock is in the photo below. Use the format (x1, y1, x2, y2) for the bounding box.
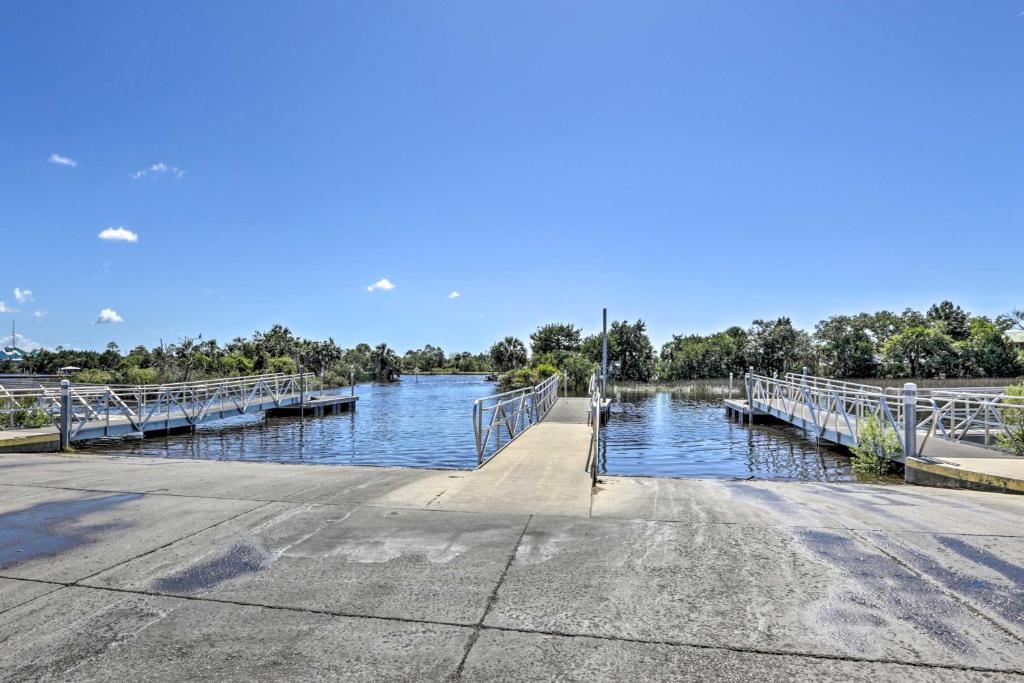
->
(265, 394, 357, 417)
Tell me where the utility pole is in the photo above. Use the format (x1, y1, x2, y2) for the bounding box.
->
(601, 308, 608, 396)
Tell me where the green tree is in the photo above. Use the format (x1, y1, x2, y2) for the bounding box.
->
(813, 316, 876, 378)
(957, 318, 1022, 377)
(927, 301, 970, 341)
(529, 323, 582, 356)
(744, 317, 814, 376)
(880, 326, 956, 377)
(489, 337, 527, 372)
(585, 320, 656, 382)
(659, 330, 746, 380)
(370, 343, 402, 382)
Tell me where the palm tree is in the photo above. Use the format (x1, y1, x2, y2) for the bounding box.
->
(370, 343, 402, 382)
(489, 336, 527, 372)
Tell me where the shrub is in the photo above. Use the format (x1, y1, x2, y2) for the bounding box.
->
(119, 367, 160, 385)
(71, 369, 115, 385)
(497, 364, 558, 391)
(267, 356, 298, 375)
(997, 385, 1024, 456)
(851, 415, 903, 476)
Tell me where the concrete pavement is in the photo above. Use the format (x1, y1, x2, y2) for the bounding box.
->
(0, 452, 1022, 681)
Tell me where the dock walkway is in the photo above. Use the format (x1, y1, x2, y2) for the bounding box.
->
(431, 397, 593, 515)
(731, 374, 1024, 494)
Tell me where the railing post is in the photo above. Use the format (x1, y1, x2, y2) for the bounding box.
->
(745, 366, 754, 425)
(903, 382, 917, 458)
(59, 379, 71, 450)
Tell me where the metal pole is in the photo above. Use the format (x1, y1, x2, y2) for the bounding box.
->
(59, 379, 71, 450)
(299, 363, 305, 419)
(350, 366, 355, 397)
(729, 372, 733, 399)
(802, 366, 808, 385)
(903, 382, 917, 458)
(601, 307, 608, 395)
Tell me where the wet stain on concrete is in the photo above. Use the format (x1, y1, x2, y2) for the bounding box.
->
(864, 531, 1024, 629)
(151, 541, 268, 593)
(792, 529, 977, 654)
(935, 535, 1024, 585)
(0, 493, 143, 569)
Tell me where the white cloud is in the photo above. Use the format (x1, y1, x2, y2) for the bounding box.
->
(133, 162, 185, 179)
(0, 302, 16, 313)
(13, 287, 32, 304)
(95, 308, 123, 324)
(11, 333, 41, 351)
(98, 226, 139, 243)
(367, 278, 395, 292)
(48, 153, 77, 167)
(31, 310, 46, 321)
(448, 291, 461, 299)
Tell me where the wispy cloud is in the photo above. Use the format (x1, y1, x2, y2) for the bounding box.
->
(13, 287, 32, 304)
(31, 310, 46, 321)
(95, 308, 123, 324)
(11, 333, 41, 351)
(98, 226, 139, 243)
(48, 153, 77, 167)
(367, 278, 395, 292)
(0, 302, 16, 313)
(449, 291, 461, 299)
(132, 162, 185, 179)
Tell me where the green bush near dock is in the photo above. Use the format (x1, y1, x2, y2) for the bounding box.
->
(851, 415, 903, 476)
(997, 386, 1024, 456)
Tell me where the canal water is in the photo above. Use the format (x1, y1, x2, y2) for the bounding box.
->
(601, 391, 855, 481)
(90, 376, 855, 480)
(89, 374, 494, 470)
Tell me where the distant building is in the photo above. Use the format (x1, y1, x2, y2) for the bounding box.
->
(0, 346, 29, 363)
(1008, 329, 1024, 352)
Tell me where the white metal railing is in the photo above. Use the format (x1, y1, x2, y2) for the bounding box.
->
(588, 371, 603, 484)
(473, 373, 560, 464)
(0, 373, 315, 444)
(748, 370, 1024, 459)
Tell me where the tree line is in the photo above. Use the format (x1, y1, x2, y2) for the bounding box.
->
(660, 303, 1022, 380)
(5, 302, 1021, 387)
(486, 303, 1023, 389)
(9, 325, 414, 385)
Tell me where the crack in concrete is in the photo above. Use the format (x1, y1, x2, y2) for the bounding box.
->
(453, 513, 533, 680)
(1, 575, 1021, 677)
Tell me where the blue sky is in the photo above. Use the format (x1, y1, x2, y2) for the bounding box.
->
(2, 2, 1022, 353)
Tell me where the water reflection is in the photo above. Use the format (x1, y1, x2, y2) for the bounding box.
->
(602, 391, 855, 481)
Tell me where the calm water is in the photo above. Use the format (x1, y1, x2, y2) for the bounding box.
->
(89, 376, 855, 481)
(88, 374, 495, 470)
(601, 392, 856, 481)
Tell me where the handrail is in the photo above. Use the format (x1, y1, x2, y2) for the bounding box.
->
(748, 371, 1022, 458)
(588, 370, 603, 484)
(0, 372, 316, 437)
(473, 373, 560, 464)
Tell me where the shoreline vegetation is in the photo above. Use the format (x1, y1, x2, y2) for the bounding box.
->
(2, 300, 1021, 393)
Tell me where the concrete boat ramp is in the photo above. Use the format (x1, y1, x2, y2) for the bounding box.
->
(2, 392, 1024, 680)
